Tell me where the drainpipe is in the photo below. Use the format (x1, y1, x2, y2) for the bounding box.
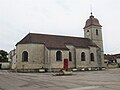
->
(49, 50, 52, 72)
(43, 44, 45, 68)
(74, 48, 76, 68)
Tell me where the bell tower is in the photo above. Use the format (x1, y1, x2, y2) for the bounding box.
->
(84, 12, 104, 68)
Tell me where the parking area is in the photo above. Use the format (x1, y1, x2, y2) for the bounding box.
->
(0, 68, 120, 90)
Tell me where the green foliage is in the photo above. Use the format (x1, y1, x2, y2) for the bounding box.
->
(0, 50, 8, 62)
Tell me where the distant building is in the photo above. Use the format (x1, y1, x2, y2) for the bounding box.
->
(8, 49, 16, 69)
(10, 13, 105, 71)
(104, 54, 119, 68)
(0, 62, 10, 69)
(114, 54, 120, 64)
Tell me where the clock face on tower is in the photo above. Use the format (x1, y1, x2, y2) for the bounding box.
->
(86, 30, 89, 35)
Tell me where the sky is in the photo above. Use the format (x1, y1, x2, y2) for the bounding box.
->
(0, 0, 120, 54)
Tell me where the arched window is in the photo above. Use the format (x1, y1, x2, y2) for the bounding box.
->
(69, 52, 72, 61)
(81, 52, 85, 61)
(22, 51, 28, 62)
(96, 29, 98, 35)
(90, 53, 94, 61)
(56, 51, 62, 61)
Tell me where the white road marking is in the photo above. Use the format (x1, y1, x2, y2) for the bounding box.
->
(66, 86, 99, 90)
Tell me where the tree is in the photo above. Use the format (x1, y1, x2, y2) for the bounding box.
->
(0, 50, 8, 62)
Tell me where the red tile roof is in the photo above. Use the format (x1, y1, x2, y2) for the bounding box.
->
(84, 14, 102, 29)
(16, 33, 98, 50)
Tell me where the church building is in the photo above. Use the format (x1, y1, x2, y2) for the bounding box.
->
(14, 13, 105, 71)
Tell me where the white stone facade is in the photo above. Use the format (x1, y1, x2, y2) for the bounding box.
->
(16, 44, 44, 69)
(13, 14, 105, 71)
(15, 43, 102, 71)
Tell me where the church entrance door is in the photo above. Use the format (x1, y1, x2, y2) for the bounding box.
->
(64, 59, 68, 70)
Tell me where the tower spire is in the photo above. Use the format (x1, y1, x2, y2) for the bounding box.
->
(90, 12, 94, 18)
(90, 5, 94, 18)
(91, 12, 92, 16)
(90, 4, 93, 15)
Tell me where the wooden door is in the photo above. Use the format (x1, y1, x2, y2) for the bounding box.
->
(64, 59, 68, 70)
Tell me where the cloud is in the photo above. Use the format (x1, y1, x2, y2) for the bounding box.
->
(0, 0, 120, 54)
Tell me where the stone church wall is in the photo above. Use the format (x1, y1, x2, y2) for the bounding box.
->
(76, 48, 89, 68)
(76, 47, 98, 69)
(66, 45, 76, 68)
(47, 50, 69, 71)
(16, 44, 45, 70)
(89, 46, 99, 67)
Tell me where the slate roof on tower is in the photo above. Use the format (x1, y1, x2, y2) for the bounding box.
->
(16, 33, 98, 50)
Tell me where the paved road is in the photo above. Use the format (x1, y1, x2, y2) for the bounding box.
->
(0, 68, 120, 90)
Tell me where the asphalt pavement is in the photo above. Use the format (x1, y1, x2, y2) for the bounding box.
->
(0, 68, 120, 90)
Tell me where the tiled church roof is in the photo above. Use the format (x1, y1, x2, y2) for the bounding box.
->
(16, 33, 98, 50)
(84, 13, 102, 29)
